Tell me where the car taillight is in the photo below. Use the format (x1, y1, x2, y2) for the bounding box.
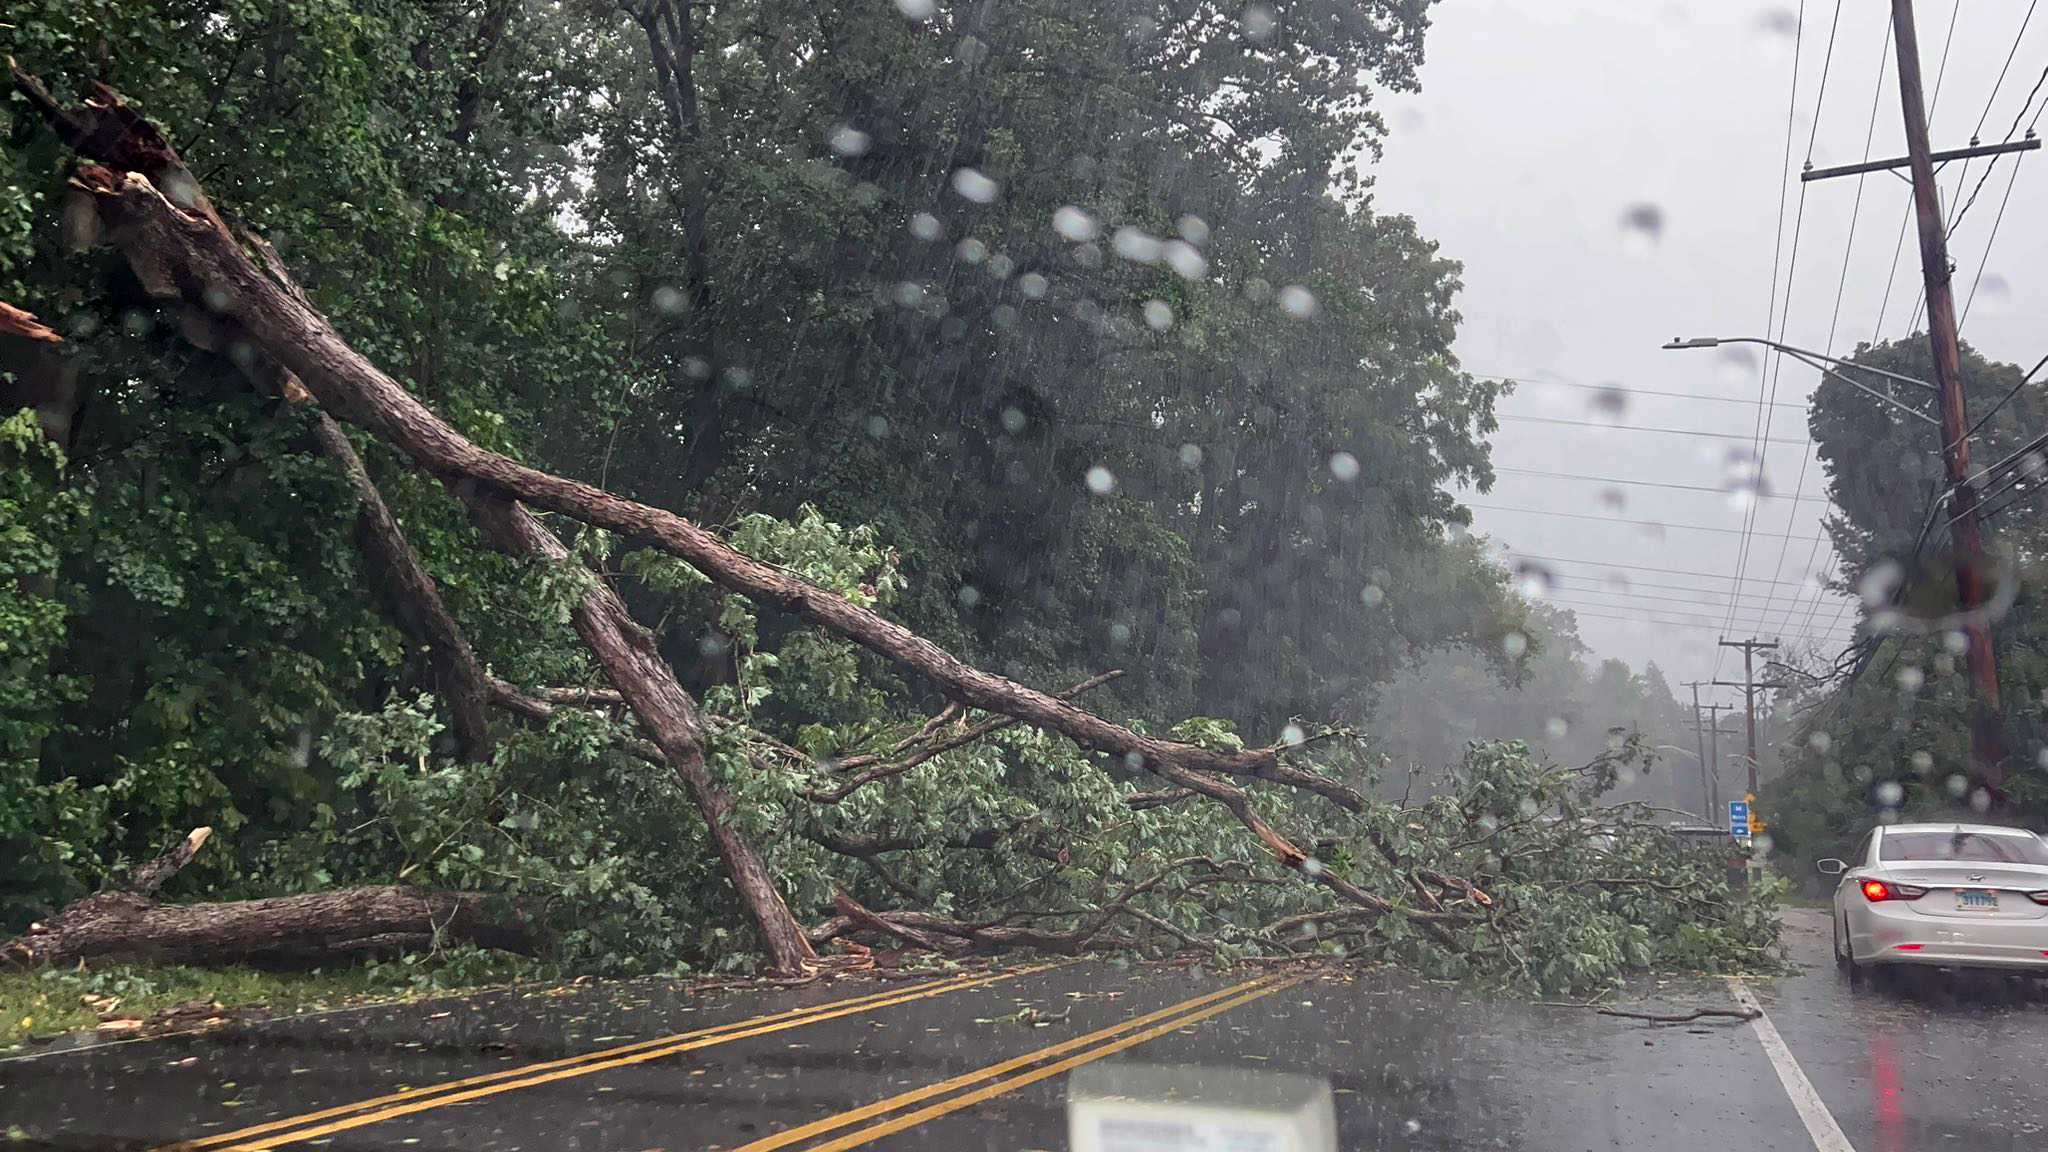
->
(2028, 891, 2048, 906)
(1861, 879, 1927, 901)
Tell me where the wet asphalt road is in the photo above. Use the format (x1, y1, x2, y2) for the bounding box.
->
(3, 908, 2046, 1151)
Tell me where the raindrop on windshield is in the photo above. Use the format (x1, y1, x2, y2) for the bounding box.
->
(1941, 629, 1969, 655)
(1589, 385, 1628, 420)
(1329, 451, 1360, 481)
(1162, 240, 1208, 281)
(1279, 723, 1306, 746)
(1875, 780, 1904, 807)
(950, 167, 1000, 203)
(828, 125, 870, 156)
(1809, 731, 1831, 752)
(987, 253, 1015, 279)
(1618, 203, 1663, 253)
(909, 211, 943, 241)
(1242, 4, 1277, 41)
(1277, 285, 1319, 318)
(957, 585, 981, 608)
(1000, 407, 1027, 434)
(1052, 205, 1098, 242)
(1545, 716, 1569, 738)
(1721, 448, 1769, 507)
(1513, 561, 1553, 597)
(955, 237, 988, 264)
(1597, 487, 1626, 511)
(1502, 630, 1529, 658)
(1142, 300, 1174, 331)
(1975, 273, 2011, 313)
(1858, 560, 1903, 609)
(893, 0, 936, 20)
(1753, 7, 1800, 49)
(1895, 665, 1924, 692)
(865, 414, 890, 439)
(1112, 227, 1162, 264)
(1717, 344, 1758, 385)
(1085, 465, 1117, 494)
(1970, 787, 1993, 814)
(1017, 272, 1049, 299)
(1360, 584, 1385, 606)
(1177, 214, 1210, 245)
(1910, 750, 1934, 774)
(1178, 443, 1203, 468)
(891, 281, 925, 307)
(651, 285, 686, 315)
(1946, 773, 1969, 798)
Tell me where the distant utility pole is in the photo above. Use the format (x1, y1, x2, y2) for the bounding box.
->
(1803, 0, 2012, 789)
(1683, 681, 1722, 817)
(1715, 637, 1782, 799)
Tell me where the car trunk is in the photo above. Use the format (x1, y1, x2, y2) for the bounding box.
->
(1888, 863, 2048, 919)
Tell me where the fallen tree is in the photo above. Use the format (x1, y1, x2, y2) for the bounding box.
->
(2, 829, 536, 968)
(3, 65, 1785, 992)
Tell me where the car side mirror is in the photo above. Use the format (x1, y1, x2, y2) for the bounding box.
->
(1815, 858, 1846, 876)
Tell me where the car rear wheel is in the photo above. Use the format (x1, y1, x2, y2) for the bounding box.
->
(1834, 912, 1864, 984)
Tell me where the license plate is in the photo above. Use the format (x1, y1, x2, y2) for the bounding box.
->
(1958, 890, 1999, 911)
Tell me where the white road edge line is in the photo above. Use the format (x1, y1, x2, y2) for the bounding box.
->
(1727, 977, 1856, 1152)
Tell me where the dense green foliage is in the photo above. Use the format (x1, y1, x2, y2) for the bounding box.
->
(1, 1, 1773, 991)
(1764, 337, 2048, 875)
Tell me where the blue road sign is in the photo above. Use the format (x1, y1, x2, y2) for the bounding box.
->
(1728, 800, 1750, 836)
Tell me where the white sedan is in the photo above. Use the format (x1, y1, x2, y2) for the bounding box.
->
(1819, 822, 2048, 976)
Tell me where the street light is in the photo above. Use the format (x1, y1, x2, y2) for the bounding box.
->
(1663, 335, 1940, 426)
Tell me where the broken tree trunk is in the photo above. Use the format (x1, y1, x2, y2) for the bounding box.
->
(13, 65, 1469, 952)
(465, 495, 820, 974)
(309, 413, 497, 761)
(1, 829, 536, 968)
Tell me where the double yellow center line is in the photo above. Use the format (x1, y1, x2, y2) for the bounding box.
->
(160, 963, 1059, 1152)
(733, 971, 1306, 1152)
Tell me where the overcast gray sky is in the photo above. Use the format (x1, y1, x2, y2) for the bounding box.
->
(1369, 0, 2047, 707)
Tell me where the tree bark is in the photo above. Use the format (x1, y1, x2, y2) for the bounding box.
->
(464, 495, 819, 974)
(48, 157, 1284, 786)
(308, 413, 497, 760)
(1, 828, 534, 968)
(3, 885, 534, 968)
(12, 65, 1443, 953)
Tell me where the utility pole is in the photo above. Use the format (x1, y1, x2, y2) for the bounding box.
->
(1799, 0, 2011, 788)
(1889, 0, 2005, 787)
(1715, 638, 1782, 798)
(1683, 681, 1718, 817)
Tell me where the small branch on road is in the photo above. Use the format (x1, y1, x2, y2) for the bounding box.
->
(1538, 1001, 1760, 1024)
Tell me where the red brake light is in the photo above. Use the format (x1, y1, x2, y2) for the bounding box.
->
(1861, 879, 1890, 901)
(1861, 879, 1927, 902)
(1894, 943, 1924, 951)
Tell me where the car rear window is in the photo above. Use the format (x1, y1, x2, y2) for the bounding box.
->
(1878, 832, 2048, 865)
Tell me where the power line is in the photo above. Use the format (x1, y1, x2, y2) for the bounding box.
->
(1467, 503, 1824, 540)
(1543, 580, 1846, 614)
(1538, 604, 1845, 642)
(1546, 571, 1831, 598)
(1469, 373, 1807, 410)
(1765, 13, 1892, 638)
(1493, 413, 1808, 445)
(1942, 0, 2039, 232)
(1722, 0, 1816, 683)
(1499, 552, 1825, 587)
(1490, 466, 1829, 500)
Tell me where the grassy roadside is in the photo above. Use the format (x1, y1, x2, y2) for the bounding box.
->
(1, 964, 443, 1051)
